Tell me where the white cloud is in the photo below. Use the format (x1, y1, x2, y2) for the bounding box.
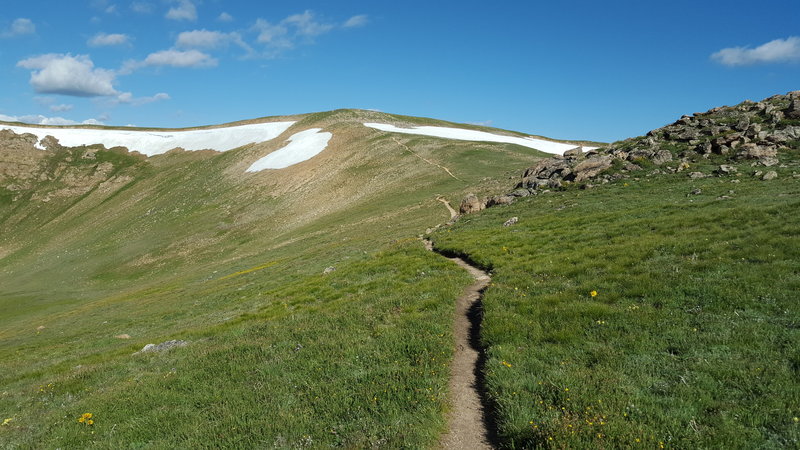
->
(177, 29, 227, 48)
(114, 91, 169, 106)
(712, 36, 800, 66)
(254, 19, 289, 47)
(218, 12, 233, 22)
(166, 0, 197, 21)
(252, 11, 336, 52)
(88, 32, 131, 47)
(17, 54, 118, 97)
(2, 18, 36, 38)
(143, 49, 217, 68)
(176, 29, 252, 55)
(0, 113, 104, 126)
(284, 10, 333, 37)
(343, 14, 368, 28)
(130, 2, 153, 13)
(120, 49, 217, 74)
(50, 104, 74, 112)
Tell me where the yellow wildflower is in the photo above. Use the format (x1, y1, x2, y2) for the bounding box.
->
(1, 418, 12, 426)
(590, 290, 598, 297)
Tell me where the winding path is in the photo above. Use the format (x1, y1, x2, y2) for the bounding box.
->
(437, 196, 459, 221)
(423, 239, 494, 449)
(392, 136, 463, 182)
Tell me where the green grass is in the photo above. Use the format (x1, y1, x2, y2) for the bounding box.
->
(431, 164, 800, 448)
(3, 107, 797, 447)
(1, 110, 551, 447)
(0, 241, 471, 448)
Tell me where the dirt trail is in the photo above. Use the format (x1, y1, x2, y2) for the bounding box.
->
(392, 136, 463, 181)
(423, 239, 494, 449)
(437, 196, 459, 220)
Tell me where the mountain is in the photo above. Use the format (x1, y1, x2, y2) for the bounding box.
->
(0, 109, 595, 447)
(1, 94, 796, 448)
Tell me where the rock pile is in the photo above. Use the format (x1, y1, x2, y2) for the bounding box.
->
(459, 91, 800, 212)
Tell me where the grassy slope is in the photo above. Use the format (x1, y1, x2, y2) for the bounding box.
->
(0, 111, 560, 446)
(431, 150, 800, 448)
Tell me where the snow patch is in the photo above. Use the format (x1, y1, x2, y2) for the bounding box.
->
(363, 123, 596, 155)
(0, 122, 296, 156)
(246, 128, 332, 172)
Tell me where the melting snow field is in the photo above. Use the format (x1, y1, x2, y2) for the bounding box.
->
(363, 123, 596, 155)
(246, 128, 332, 171)
(0, 122, 296, 156)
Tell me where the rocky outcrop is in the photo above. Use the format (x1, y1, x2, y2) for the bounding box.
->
(0, 134, 143, 204)
(458, 91, 800, 215)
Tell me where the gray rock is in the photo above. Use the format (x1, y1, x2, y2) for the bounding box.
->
(503, 217, 519, 227)
(563, 147, 584, 158)
(688, 172, 706, 179)
(137, 340, 188, 354)
(486, 195, 515, 207)
(652, 150, 673, 165)
(459, 193, 486, 214)
(572, 156, 613, 182)
(715, 165, 738, 175)
(509, 188, 530, 197)
(786, 98, 800, 119)
(762, 171, 778, 180)
(323, 266, 336, 275)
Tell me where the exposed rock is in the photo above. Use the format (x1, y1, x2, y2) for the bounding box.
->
(762, 171, 778, 181)
(715, 165, 738, 175)
(786, 98, 800, 119)
(652, 149, 673, 165)
(563, 147, 584, 159)
(459, 193, 486, 214)
(486, 195, 514, 207)
(572, 156, 613, 182)
(690, 189, 702, 195)
(503, 217, 518, 227)
(323, 266, 336, 275)
(137, 340, 188, 354)
(509, 188, 530, 197)
(459, 91, 799, 216)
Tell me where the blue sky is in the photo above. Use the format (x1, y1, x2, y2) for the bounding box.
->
(0, 0, 798, 142)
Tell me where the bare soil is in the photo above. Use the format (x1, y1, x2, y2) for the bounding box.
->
(424, 239, 494, 449)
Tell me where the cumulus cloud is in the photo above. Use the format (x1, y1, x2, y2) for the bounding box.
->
(121, 49, 217, 73)
(17, 54, 118, 97)
(218, 12, 233, 22)
(88, 32, 131, 47)
(0, 113, 104, 126)
(166, 0, 197, 21)
(2, 18, 36, 38)
(343, 14, 368, 28)
(712, 36, 800, 66)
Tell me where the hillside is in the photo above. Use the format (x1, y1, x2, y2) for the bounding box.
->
(0, 92, 797, 448)
(0, 110, 588, 447)
(430, 91, 800, 448)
